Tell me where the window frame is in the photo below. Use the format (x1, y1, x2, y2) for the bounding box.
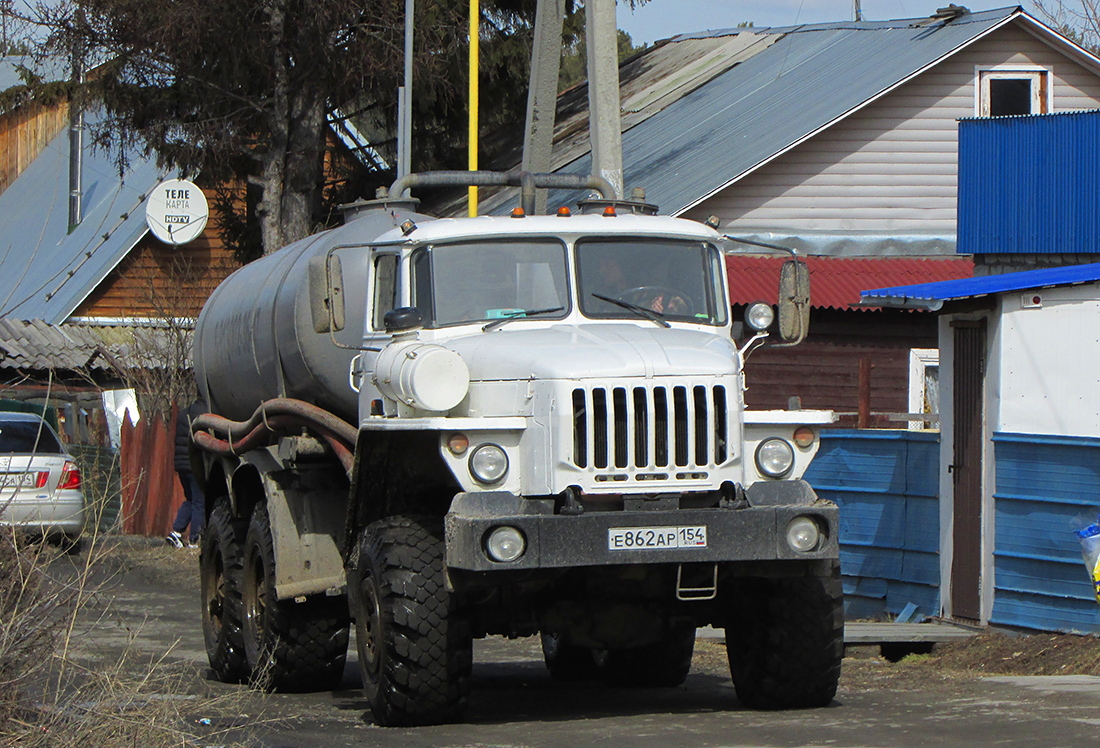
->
(974, 65, 1051, 117)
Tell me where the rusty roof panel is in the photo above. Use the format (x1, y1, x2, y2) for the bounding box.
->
(727, 255, 974, 310)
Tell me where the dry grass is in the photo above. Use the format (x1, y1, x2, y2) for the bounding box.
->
(0, 497, 265, 747)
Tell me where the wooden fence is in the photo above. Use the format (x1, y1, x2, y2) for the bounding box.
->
(118, 406, 185, 537)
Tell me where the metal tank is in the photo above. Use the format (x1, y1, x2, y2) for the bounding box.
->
(193, 201, 427, 422)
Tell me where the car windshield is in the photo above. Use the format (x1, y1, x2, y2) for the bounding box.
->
(413, 240, 570, 327)
(576, 239, 728, 325)
(0, 418, 63, 454)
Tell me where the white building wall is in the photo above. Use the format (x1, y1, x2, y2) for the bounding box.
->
(685, 23, 1100, 239)
(996, 282, 1100, 437)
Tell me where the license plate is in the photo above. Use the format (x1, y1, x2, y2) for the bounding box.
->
(0, 472, 35, 488)
(608, 525, 707, 551)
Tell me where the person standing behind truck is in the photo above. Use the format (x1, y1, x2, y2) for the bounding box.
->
(166, 398, 207, 548)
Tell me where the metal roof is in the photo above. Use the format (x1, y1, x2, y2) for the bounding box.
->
(0, 110, 170, 323)
(483, 6, 1025, 217)
(860, 262, 1100, 310)
(0, 318, 186, 373)
(728, 255, 973, 311)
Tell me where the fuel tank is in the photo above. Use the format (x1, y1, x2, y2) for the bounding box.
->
(193, 202, 428, 422)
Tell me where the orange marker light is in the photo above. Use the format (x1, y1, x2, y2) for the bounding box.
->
(557, 206, 571, 217)
(793, 427, 816, 449)
(511, 207, 526, 218)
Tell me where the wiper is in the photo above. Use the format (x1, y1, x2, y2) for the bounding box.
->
(590, 293, 670, 328)
(482, 306, 565, 331)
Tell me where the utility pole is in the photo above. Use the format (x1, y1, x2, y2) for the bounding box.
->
(854, 0, 863, 22)
(521, 0, 564, 214)
(397, 0, 413, 196)
(585, 0, 622, 199)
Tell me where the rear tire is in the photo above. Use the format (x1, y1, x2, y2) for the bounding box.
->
(541, 633, 602, 681)
(355, 516, 472, 726)
(241, 505, 350, 691)
(201, 499, 248, 682)
(725, 564, 844, 709)
(599, 623, 696, 687)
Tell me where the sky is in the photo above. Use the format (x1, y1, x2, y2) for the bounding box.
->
(616, 1, 1053, 44)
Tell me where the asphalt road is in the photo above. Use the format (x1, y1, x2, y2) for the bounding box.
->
(66, 544, 1100, 748)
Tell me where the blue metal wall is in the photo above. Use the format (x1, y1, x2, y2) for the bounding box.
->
(804, 430, 940, 621)
(958, 110, 1100, 256)
(991, 433, 1100, 634)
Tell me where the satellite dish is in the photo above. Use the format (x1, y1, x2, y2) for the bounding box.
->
(145, 179, 209, 245)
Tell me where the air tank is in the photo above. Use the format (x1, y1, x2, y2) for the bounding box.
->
(193, 201, 428, 423)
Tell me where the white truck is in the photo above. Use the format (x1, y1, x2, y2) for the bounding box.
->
(190, 173, 842, 726)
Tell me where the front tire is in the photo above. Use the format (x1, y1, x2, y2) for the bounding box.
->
(355, 516, 472, 726)
(725, 564, 844, 709)
(200, 499, 247, 682)
(241, 505, 349, 691)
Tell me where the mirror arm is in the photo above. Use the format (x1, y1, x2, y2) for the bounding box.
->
(737, 331, 769, 366)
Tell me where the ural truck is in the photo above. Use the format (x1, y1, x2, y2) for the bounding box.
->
(190, 172, 842, 726)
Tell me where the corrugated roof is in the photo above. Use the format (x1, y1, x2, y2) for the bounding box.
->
(0, 110, 170, 323)
(861, 262, 1100, 309)
(0, 318, 188, 372)
(729, 255, 974, 311)
(479, 7, 1024, 217)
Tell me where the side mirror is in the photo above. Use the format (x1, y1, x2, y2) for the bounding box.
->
(308, 253, 346, 333)
(778, 259, 810, 344)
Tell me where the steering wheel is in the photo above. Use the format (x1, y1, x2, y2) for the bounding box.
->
(620, 286, 695, 316)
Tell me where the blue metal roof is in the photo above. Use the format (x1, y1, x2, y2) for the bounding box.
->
(524, 7, 1022, 215)
(0, 111, 170, 323)
(861, 262, 1100, 309)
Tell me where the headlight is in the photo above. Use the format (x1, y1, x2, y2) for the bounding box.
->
(786, 516, 821, 553)
(469, 444, 509, 484)
(485, 526, 526, 562)
(755, 438, 794, 478)
(745, 302, 775, 332)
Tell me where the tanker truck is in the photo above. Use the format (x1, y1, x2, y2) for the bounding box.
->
(189, 171, 842, 726)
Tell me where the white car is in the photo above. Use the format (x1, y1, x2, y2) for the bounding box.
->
(0, 412, 84, 546)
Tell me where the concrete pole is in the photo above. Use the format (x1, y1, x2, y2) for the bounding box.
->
(521, 0, 565, 214)
(585, 0, 623, 199)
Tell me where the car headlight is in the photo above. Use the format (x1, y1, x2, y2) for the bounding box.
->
(745, 302, 775, 332)
(755, 438, 794, 478)
(469, 444, 509, 484)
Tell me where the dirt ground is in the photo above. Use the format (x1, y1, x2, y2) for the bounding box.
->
(93, 539, 1100, 683)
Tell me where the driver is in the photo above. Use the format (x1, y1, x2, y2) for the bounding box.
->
(594, 255, 688, 315)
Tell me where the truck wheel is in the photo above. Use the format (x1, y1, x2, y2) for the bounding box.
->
(541, 633, 602, 681)
(200, 499, 248, 682)
(241, 505, 350, 691)
(599, 623, 696, 687)
(355, 516, 472, 726)
(725, 564, 844, 709)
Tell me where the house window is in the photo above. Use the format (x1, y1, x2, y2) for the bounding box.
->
(977, 68, 1049, 117)
(908, 348, 939, 430)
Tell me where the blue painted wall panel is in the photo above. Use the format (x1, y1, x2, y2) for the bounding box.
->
(992, 432, 1100, 633)
(959, 111, 1100, 255)
(807, 430, 941, 621)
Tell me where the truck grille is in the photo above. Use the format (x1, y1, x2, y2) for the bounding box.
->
(571, 384, 729, 472)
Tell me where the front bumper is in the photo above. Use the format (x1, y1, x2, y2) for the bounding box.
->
(443, 483, 838, 573)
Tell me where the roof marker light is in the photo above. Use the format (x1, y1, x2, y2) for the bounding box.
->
(557, 206, 571, 217)
(603, 206, 617, 217)
(511, 207, 526, 218)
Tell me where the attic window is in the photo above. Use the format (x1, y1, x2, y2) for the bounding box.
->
(977, 69, 1049, 117)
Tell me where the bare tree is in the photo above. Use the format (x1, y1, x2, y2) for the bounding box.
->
(1034, 0, 1100, 54)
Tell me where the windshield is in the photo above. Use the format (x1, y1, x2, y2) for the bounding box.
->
(413, 240, 570, 327)
(576, 239, 728, 325)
